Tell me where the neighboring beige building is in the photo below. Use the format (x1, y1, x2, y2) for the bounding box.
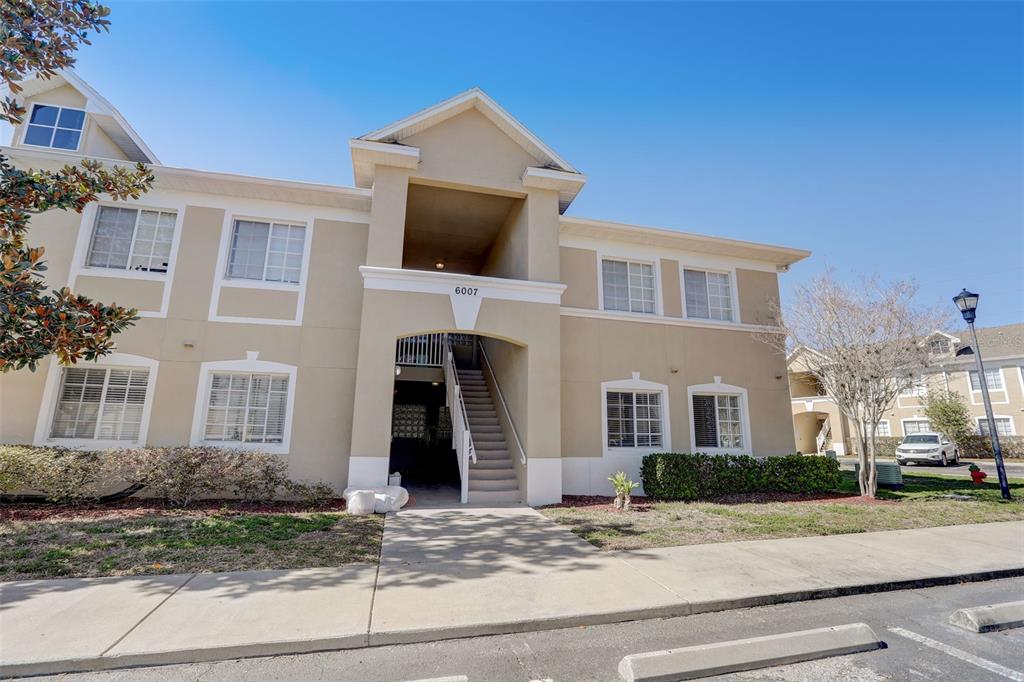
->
(789, 324, 1024, 456)
(0, 72, 810, 505)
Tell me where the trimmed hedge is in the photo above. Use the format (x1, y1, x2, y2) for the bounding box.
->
(640, 453, 842, 501)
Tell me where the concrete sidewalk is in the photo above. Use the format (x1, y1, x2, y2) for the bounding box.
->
(2, 513, 1022, 678)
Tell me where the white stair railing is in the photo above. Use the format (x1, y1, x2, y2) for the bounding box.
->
(443, 335, 476, 503)
(816, 417, 832, 454)
(479, 343, 526, 466)
(396, 334, 444, 367)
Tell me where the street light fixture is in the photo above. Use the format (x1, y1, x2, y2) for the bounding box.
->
(952, 289, 1011, 500)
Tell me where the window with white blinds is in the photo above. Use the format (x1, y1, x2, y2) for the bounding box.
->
(969, 369, 1004, 391)
(683, 269, 733, 321)
(978, 417, 1013, 437)
(876, 421, 892, 437)
(87, 206, 177, 273)
(606, 390, 663, 448)
(227, 220, 306, 284)
(903, 419, 931, 435)
(203, 373, 289, 444)
(601, 259, 656, 314)
(692, 394, 744, 449)
(50, 367, 150, 441)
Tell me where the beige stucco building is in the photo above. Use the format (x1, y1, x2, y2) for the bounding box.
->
(789, 324, 1024, 456)
(1, 72, 810, 505)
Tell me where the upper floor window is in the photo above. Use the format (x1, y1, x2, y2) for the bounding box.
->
(606, 390, 663, 448)
(203, 372, 289, 444)
(227, 220, 306, 284)
(24, 104, 85, 151)
(683, 269, 733, 321)
(601, 259, 655, 314)
(692, 393, 744, 449)
(928, 338, 950, 355)
(87, 206, 177, 273)
(969, 369, 1003, 391)
(50, 367, 150, 441)
(899, 379, 927, 397)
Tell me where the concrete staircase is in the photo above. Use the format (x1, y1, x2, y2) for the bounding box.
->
(457, 368, 521, 504)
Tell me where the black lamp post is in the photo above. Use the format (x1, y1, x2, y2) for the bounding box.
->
(953, 289, 1011, 500)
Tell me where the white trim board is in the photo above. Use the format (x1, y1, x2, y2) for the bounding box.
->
(188, 352, 298, 455)
(560, 307, 780, 334)
(687, 378, 753, 455)
(32, 352, 160, 449)
(601, 373, 672, 458)
(207, 212, 316, 326)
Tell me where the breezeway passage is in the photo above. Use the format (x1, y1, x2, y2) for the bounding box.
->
(2, 517, 1023, 677)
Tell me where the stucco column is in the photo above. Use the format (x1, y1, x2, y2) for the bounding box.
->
(523, 305, 563, 505)
(365, 166, 411, 268)
(525, 188, 561, 282)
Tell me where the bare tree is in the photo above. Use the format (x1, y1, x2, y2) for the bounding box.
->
(762, 271, 948, 497)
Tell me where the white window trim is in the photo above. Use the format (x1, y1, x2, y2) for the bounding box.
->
(896, 377, 928, 408)
(20, 102, 86, 153)
(967, 368, 1009, 405)
(189, 352, 298, 455)
(33, 353, 160, 449)
(687, 378, 752, 455)
(680, 264, 740, 324)
(899, 417, 932, 437)
(976, 415, 1016, 437)
(596, 253, 662, 317)
(876, 419, 892, 437)
(67, 200, 187, 318)
(601, 373, 671, 457)
(208, 212, 315, 326)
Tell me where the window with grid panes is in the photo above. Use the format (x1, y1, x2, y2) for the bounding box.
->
(601, 259, 656, 314)
(969, 369, 1004, 391)
(203, 373, 289, 443)
(691, 394, 744, 449)
(87, 206, 177, 273)
(227, 220, 306, 283)
(23, 104, 85, 150)
(683, 269, 733, 321)
(978, 418, 1013, 437)
(50, 367, 149, 441)
(606, 390, 663, 448)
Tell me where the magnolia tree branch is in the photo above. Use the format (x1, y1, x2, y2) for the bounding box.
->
(0, 0, 154, 371)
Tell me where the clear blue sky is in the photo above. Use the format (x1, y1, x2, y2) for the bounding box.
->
(37, 2, 1024, 326)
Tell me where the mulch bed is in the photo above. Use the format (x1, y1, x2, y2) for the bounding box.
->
(0, 498, 347, 523)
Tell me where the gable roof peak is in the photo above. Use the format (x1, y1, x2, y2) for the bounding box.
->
(357, 87, 579, 175)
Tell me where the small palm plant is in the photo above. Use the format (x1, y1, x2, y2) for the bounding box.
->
(609, 471, 639, 511)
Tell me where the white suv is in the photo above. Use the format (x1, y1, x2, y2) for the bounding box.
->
(895, 432, 959, 467)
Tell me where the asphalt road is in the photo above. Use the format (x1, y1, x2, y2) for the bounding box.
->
(839, 457, 1024, 480)
(36, 578, 1024, 681)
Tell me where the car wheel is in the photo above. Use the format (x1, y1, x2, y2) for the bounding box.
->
(954, 451, 960, 465)
(941, 453, 948, 467)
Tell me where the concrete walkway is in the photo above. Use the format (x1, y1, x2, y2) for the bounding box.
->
(2, 513, 1022, 677)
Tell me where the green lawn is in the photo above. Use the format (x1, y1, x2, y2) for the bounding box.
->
(0, 508, 383, 581)
(541, 472, 1024, 551)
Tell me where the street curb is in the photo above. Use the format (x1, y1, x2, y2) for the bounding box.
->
(3, 567, 1022, 679)
(617, 622, 883, 681)
(949, 600, 1024, 633)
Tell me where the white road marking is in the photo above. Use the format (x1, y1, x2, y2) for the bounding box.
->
(887, 626, 1024, 681)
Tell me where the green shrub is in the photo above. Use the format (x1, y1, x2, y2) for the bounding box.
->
(641, 453, 842, 501)
(224, 451, 290, 503)
(286, 480, 336, 507)
(0, 445, 106, 504)
(959, 435, 1024, 459)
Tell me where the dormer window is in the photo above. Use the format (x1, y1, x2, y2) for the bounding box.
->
(928, 338, 950, 355)
(23, 104, 85, 151)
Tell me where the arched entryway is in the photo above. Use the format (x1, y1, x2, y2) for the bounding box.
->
(390, 331, 527, 506)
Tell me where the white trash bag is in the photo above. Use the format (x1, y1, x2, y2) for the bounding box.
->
(345, 489, 376, 515)
(344, 485, 409, 515)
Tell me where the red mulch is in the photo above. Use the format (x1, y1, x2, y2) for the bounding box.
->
(0, 498, 346, 523)
(540, 492, 896, 512)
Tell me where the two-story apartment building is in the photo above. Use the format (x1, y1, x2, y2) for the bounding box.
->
(790, 324, 1024, 456)
(0, 71, 809, 505)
